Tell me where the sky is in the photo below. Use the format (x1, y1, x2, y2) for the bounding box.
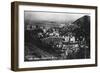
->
(24, 11, 90, 28)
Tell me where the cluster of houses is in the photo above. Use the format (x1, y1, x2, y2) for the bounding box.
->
(25, 22, 80, 60)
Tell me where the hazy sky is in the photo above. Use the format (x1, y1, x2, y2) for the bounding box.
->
(24, 11, 89, 24)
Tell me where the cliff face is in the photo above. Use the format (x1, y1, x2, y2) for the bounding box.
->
(73, 15, 90, 34)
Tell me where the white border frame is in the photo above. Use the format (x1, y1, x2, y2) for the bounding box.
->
(18, 5, 96, 68)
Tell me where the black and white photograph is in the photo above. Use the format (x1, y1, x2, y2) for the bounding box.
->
(24, 11, 90, 61)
